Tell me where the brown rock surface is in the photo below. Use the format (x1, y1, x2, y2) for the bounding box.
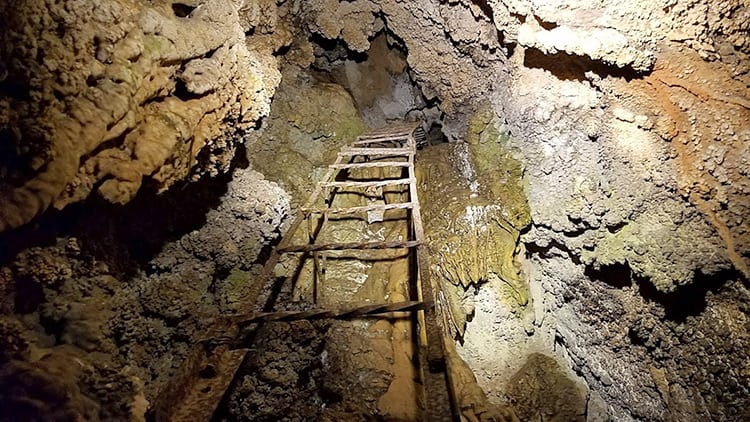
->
(0, 0, 288, 231)
(0, 0, 748, 420)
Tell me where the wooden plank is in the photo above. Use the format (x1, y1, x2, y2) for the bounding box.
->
(222, 300, 426, 325)
(155, 122, 450, 422)
(302, 202, 414, 215)
(279, 240, 421, 253)
(329, 161, 410, 169)
(350, 140, 401, 147)
(339, 147, 413, 156)
(351, 135, 409, 144)
(356, 130, 411, 138)
(357, 128, 412, 137)
(318, 178, 415, 188)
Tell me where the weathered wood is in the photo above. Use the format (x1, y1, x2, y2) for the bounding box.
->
(339, 147, 413, 156)
(351, 135, 409, 144)
(329, 161, 410, 169)
(220, 300, 426, 326)
(318, 178, 415, 188)
(302, 202, 415, 215)
(279, 240, 422, 253)
(156, 121, 460, 422)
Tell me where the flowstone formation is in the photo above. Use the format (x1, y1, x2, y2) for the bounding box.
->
(417, 107, 531, 340)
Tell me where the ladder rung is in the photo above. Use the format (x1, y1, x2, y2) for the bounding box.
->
(330, 161, 410, 169)
(352, 135, 409, 144)
(318, 178, 415, 188)
(302, 202, 415, 215)
(225, 301, 426, 324)
(339, 147, 413, 156)
(356, 123, 419, 138)
(279, 240, 422, 253)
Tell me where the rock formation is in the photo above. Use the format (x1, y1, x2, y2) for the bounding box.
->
(0, 0, 288, 231)
(0, 0, 748, 420)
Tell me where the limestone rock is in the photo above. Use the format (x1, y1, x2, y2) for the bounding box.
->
(0, 0, 288, 232)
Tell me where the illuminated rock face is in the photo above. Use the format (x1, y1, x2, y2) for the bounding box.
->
(0, 0, 749, 420)
(2, 0, 746, 284)
(293, 1, 749, 420)
(296, 0, 749, 289)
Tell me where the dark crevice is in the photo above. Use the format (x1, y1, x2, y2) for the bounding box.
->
(471, 0, 494, 20)
(523, 47, 646, 82)
(173, 79, 204, 101)
(637, 269, 740, 322)
(562, 225, 589, 238)
(308, 33, 368, 65)
(506, 42, 517, 58)
(427, 122, 449, 145)
(86, 74, 99, 87)
(585, 259, 742, 323)
(273, 43, 291, 57)
(534, 15, 558, 30)
(198, 365, 217, 379)
(254, 243, 275, 267)
(525, 239, 582, 266)
(13, 277, 45, 314)
(39, 315, 66, 344)
(0, 129, 41, 189)
(627, 327, 646, 347)
(0, 79, 31, 101)
(585, 262, 633, 289)
(172, 3, 196, 18)
(511, 12, 527, 24)
(606, 221, 627, 234)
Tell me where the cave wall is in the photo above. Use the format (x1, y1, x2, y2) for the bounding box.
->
(1, 1, 746, 282)
(295, 0, 749, 287)
(0, 0, 749, 420)
(292, 0, 749, 419)
(0, 0, 289, 231)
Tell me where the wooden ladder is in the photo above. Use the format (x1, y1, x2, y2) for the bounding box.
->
(152, 122, 458, 421)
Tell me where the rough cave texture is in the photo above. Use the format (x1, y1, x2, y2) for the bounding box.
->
(0, 0, 288, 231)
(1, 0, 749, 421)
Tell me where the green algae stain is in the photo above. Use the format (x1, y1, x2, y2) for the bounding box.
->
(467, 105, 531, 230)
(249, 71, 367, 206)
(466, 105, 531, 308)
(221, 267, 254, 313)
